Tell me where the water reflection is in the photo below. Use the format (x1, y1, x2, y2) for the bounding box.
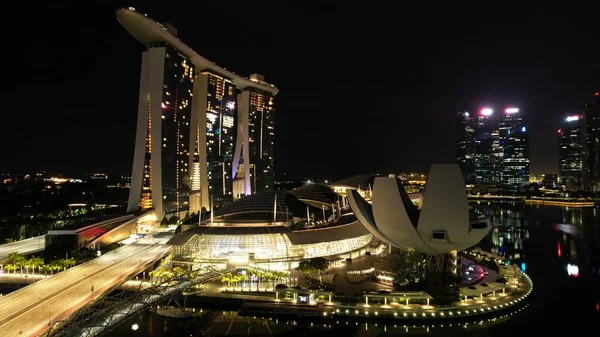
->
(471, 202, 529, 271)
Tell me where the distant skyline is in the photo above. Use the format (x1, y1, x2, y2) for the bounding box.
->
(1, 2, 599, 178)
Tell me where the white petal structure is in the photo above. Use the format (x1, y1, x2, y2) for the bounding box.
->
(348, 164, 491, 255)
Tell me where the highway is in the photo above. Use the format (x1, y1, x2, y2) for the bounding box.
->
(0, 243, 171, 337)
(0, 236, 45, 260)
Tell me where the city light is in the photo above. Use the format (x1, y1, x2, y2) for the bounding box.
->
(565, 115, 580, 122)
(566, 263, 579, 277)
(505, 108, 519, 113)
(480, 108, 493, 116)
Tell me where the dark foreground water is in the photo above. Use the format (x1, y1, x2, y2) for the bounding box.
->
(106, 204, 600, 336)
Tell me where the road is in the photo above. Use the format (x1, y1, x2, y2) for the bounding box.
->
(0, 243, 171, 337)
(0, 236, 45, 260)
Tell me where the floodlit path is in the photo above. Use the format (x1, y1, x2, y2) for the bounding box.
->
(0, 236, 45, 260)
(0, 243, 171, 337)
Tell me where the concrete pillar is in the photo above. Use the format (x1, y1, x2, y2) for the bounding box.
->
(276, 292, 279, 300)
(492, 290, 496, 297)
(502, 288, 506, 294)
(329, 294, 332, 302)
(384, 298, 387, 305)
(406, 298, 409, 306)
(480, 293, 483, 301)
(426, 298, 430, 306)
(365, 296, 369, 305)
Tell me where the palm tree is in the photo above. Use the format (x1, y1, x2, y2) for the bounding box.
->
(238, 274, 249, 291)
(8, 252, 25, 274)
(221, 273, 234, 287)
(5, 264, 16, 274)
(221, 274, 232, 288)
(28, 257, 44, 274)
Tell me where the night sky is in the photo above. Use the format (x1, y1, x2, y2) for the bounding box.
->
(2, 1, 599, 180)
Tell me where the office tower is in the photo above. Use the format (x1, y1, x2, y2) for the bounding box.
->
(456, 110, 476, 184)
(491, 128, 503, 184)
(474, 108, 494, 184)
(118, 8, 278, 217)
(558, 115, 584, 190)
(581, 92, 600, 191)
(501, 108, 529, 190)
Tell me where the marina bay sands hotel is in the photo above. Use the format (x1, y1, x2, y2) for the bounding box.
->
(117, 8, 278, 218)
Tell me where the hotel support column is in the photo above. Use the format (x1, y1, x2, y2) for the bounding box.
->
(127, 47, 166, 216)
(232, 91, 252, 195)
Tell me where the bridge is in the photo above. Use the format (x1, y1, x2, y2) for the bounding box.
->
(0, 236, 45, 260)
(0, 243, 171, 337)
(49, 265, 225, 337)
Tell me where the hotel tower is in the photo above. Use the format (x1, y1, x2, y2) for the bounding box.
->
(117, 7, 279, 218)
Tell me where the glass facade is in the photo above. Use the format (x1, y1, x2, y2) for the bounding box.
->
(456, 110, 475, 184)
(581, 93, 600, 191)
(173, 232, 373, 264)
(160, 48, 194, 216)
(474, 114, 493, 184)
(248, 90, 275, 193)
(204, 72, 237, 205)
(559, 116, 584, 190)
(501, 111, 529, 190)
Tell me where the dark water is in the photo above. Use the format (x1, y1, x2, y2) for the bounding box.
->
(106, 204, 600, 336)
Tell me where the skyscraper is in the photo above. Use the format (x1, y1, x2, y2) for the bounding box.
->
(118, 8, 278, 218)
(558, 115, 584, 190)
(501, 108, 529, 190)
(474, 108, 494, 184)
(456, 110, 475, 184)
(581, 92, 600, 191)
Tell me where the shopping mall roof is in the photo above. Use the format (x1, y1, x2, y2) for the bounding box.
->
(330, 174, 378, 190)
(167, 220, 371, 246)
(289, 183, 339, 206)
(207, 191, 320, 224)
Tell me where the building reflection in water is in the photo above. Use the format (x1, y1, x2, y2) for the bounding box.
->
(472, 201, 600, 314)
(470, 201, 529, 270)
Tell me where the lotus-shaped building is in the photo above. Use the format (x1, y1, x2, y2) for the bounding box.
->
(348, 164, 490, 255)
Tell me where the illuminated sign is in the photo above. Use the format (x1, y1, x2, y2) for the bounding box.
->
(505, 108, 519, 114)
(565, 115, 580, 122)
(480, 108, 493, 116)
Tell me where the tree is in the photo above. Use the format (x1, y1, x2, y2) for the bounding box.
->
(160, 216, 168, 227)
(297, 257, 328, 283)
(27, 256, 44, 274)
(221, 273, 232, 288)
(8, 252, 26, 274)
